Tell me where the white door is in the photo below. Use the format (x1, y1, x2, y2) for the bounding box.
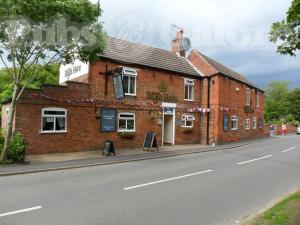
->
(164, 115, 174, 144)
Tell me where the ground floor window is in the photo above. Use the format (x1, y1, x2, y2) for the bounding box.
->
(181, 115, 195, 128)
(245, 119, 250, 129)
(258, 118, 263, 128)
(42, 108, 67, 133)
(253, 117, 257, 129)
(231, 116, 238, 130)
(118, 113, 135, 132)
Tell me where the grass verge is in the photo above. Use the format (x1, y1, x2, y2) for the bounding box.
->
(246, 191, 300, 225)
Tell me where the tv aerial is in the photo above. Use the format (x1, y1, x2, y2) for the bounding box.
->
(171, 24, 192, 52)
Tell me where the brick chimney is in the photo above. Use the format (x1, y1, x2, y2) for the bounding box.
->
(171, 29, 185, 57)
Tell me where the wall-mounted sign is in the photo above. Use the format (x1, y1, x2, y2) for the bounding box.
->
(146, 80, 178, 103)
(223, 114, 229, 132)
(164, 107, 174, 115)
(59, 60, 89, 84)
(101, 108, 117, 132)
(113, 74, 125, 100)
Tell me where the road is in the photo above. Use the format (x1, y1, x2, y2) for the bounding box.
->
(1, 135, 300, 225)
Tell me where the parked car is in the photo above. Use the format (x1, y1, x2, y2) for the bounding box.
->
(297, 126, 300, 134)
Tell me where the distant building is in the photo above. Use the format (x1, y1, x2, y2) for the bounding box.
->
(2, 30, 268, 155)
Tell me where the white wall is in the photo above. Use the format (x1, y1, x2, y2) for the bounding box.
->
(59, 60, 89, 84)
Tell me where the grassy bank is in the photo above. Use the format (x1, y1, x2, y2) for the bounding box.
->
(246, 191, 300, 225)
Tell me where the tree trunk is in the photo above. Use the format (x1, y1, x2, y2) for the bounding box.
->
(1, 84, 18, 161)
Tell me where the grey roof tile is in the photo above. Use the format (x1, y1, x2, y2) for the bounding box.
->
(100, 37, 200, 77)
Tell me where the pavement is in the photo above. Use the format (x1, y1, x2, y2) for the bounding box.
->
(1, 135, 300, 225)
(0, 137, 272, 176)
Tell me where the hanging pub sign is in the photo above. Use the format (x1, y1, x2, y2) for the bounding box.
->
(223, 114, 229, 132)
(112, 73, 125, 100)
(100, 108, 117, 132)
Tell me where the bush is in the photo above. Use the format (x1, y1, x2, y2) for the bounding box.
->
(7, 132, 26, 163)
(0, 129, 4, 155)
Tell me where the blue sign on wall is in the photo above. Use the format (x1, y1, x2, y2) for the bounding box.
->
(223, 114, 229, 132)
(101, 108, 116, 132)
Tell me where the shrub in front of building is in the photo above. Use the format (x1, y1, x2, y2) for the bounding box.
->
(0, 132, 26, 164)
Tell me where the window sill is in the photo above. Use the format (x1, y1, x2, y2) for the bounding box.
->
(231, 129, 238, 131)
(125, 94, 136, 97)
(41, 131, 67, 134)
(184, 99, 194, 102)
(118, 130, 136, 133)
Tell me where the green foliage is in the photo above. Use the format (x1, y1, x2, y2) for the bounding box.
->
(7, 132, 26, 163)
(269, 0, 300, 56)
(0, 129, 4, 151)
(287, 88, 300, 120)
(0, 132, 25, 163)
(265, 81, 300, 126)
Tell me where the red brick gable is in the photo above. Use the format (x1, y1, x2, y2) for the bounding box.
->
(188, 50, 218, 76)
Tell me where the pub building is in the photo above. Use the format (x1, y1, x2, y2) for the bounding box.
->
(1, 30, 268, 155)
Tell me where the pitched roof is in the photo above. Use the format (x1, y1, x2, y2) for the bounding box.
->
(195, 51, 263, 91)
(100, 36, 200, 77)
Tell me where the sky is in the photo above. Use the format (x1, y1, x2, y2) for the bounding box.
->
(94, 0, 299, 89)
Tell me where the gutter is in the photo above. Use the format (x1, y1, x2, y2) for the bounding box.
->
(206, 77, 211, 145)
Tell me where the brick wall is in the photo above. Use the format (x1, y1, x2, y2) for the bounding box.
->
(189, 51, 267, 144)
(273, 124, 296, 135)
(15, 61, 210, 155)
(214, 75, 267, 144)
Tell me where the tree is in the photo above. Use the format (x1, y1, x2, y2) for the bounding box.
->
(287, 88, 300, 120)
(0, 0, 106, 161)
(270, 0, 300, 56)
(265, 81, 290, 122)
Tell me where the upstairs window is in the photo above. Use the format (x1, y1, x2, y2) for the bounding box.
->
(42, 108, 67, 133)
(118, 113, 135, 132)
(231, 116, 238, 130)
(256, 91, 260, 108)
(245, 118, 250, 130)
(246, 88, 251, 106)
(181, 115, 195, 128)
(184, 79, 194, 101)
(122, 68, 137, 96)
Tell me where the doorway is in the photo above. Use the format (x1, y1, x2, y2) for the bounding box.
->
(162, 105, 175, 146)
(164, 115, 174, 145)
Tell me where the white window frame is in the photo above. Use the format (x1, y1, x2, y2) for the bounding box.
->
(181, 114, 195, 128)
(122, 67, 137, 96)
(253, 117, 257, 129)
(246, 88, 251, 106)
(5, 107, 10, 130)
(41, 108, 67, 133)
(256, 91, 260, 108)
(245, 118, 250, 130)
(118, 112, 136, 132)
(184, 78, 194, 101)
(231, 115, 238, 130)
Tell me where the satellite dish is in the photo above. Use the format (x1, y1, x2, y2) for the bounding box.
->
(181, 37, 191, 51)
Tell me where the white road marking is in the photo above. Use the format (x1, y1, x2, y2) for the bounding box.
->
(281, 147, 296, 153)
(124, 170, 213, 190)
(237, 155, 272, 165)
(0, 206, 42, 218)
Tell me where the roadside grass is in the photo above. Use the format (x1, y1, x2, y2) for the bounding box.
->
(247, 191, 300, 225)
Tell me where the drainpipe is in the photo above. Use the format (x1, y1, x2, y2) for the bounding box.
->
(206, 77, 211, 145)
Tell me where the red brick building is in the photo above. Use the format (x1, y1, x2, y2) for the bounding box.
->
(2, 31, 268, 155)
